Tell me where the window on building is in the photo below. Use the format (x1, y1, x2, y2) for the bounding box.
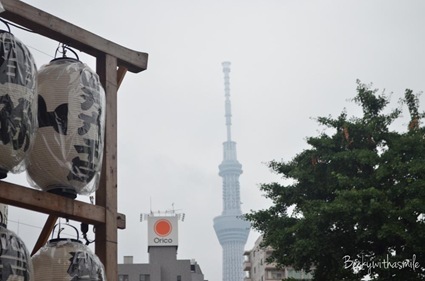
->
(118, 275, 129, 281)
(191, 264, 196, 272)
(177, 275, 182, 281)
(270, 271, 283, 280)
(140, 274, 150, 281)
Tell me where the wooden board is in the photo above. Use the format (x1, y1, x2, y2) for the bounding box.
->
(0, 181, 105, 224)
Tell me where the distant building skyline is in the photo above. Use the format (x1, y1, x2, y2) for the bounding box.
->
(243, 236, 314, 281)
(213, 62, 250, 281)
(118, 212, 207, 281)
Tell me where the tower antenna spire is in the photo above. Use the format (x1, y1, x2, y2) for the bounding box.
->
(214, 61, 250, 281)
(222, 61, 232, 142)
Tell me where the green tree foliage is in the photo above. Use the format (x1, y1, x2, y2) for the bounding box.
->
(245, 81, 425, 280)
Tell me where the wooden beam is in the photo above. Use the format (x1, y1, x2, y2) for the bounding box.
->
(0, 180, 105, 225)
(95, 54, 119, 281)
(31, 215, 58, 256)
(0, 0, 148, 73)
(117, 66, 128, 89)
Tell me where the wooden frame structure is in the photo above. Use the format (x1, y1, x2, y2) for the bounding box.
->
(0, 1, 148, 280)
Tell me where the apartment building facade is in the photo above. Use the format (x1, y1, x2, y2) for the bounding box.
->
(243, 236, 313, 281)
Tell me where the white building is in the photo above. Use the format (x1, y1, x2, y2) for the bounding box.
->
(243, 236, 313, 281)
(118, 213, 207, 281)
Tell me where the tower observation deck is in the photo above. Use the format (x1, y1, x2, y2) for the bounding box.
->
(213, 62, 250, 281)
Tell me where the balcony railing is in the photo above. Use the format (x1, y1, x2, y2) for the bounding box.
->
(243, 261, 252, 270)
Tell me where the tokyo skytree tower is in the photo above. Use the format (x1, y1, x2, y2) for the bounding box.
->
(213, 62, 250, 281)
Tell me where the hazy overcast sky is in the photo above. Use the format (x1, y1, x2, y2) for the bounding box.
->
(4, 1, 425, 281)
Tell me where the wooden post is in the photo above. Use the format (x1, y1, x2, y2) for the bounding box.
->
(96, 53, 119, 280)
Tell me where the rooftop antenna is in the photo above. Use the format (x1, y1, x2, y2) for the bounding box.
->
(140, 203, 185, 222)
(140, 197, 154, 222)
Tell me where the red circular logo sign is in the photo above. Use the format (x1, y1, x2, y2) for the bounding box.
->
(154, 219, 172, 237)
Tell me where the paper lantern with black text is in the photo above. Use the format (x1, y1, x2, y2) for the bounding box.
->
(27, 57, 105, 198)
(0, 203, 34, 281)
(0, 30, 37, 179)
(32, 238, 106, 281)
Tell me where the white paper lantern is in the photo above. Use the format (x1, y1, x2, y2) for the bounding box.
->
(27, 57, 105, 198)
(32, 238, 106, 281)
(0, 30, 37, 179)
(0, 204, 34, 281)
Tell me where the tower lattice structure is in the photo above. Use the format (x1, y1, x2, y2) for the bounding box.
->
(213, 62, 250, 281)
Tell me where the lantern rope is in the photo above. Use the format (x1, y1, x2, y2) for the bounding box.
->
(0, 17, 80, 61)
(0, 17, 34, 33)
(0, 18, 11, 32)
(27, 45, 54, 59)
